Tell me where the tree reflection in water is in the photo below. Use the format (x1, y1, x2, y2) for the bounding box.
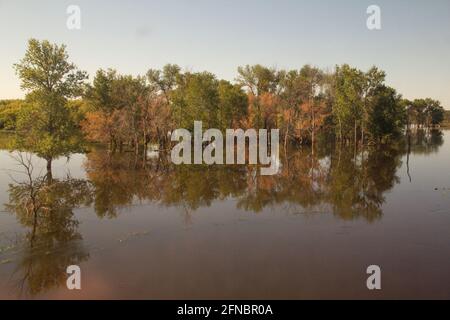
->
(84, 130, 444, 221)
(3, 129, 444, 295)
(5, 153, 92, 296)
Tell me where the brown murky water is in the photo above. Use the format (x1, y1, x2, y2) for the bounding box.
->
(0, 130, 450, 299)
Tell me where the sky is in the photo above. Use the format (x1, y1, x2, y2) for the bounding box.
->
(0, 0, 449, 108)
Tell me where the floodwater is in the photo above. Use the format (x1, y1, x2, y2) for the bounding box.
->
(0, 130, 449, 299)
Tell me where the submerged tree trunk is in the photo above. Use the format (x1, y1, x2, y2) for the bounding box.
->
(311, 99, 315, 156)
(143, 135, 148, 162)
(361, 122, 365, 147)
(46, 158, 53, 184)
(406, 129, 412, 182)
(337, 117, 343, 146)
(284, 123, 290, 150)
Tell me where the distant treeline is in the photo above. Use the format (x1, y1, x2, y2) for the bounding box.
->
(444, 110, 450, 127)
(1, 39, 446, 167)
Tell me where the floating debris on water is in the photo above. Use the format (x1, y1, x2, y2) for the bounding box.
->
(117, 231, 151, 243)
(0, 259, 12, 265)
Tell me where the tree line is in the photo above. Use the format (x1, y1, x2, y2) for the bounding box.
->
(1, 39, 446, 173)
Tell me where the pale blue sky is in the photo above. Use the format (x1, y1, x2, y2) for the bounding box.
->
(1, 0, 449, 108)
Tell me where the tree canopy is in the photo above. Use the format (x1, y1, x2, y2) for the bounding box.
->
(6, 39, 447, 164)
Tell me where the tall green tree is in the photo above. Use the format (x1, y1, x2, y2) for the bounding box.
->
(299, 65, 325, 149)
(333, 64, 364, 143)
(171, 72, 220, 129)
(13, 39, 87, 179)
(361, 67, 386, 144)
(236, 64, 282, 96)
(147, 64, 181, 101)
(366, 86, 406, 142)
(86, 69, 119, 114)
(217, 80, 248, 130)
(424, 98, 445, 126)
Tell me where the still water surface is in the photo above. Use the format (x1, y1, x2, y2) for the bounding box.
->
(0, 130, 449, 299)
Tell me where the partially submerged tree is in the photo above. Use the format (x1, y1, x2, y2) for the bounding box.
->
(11, 40, 446, 155)
(13, 39, 87, 180)
(367, 86, 406, 142)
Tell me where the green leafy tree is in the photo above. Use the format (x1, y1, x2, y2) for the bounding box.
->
(85, 69, 119, 114)
(0, 100, 26, 130)
(367, 86, 406, 142)
(299, 65, 325, 149)
(13, 39, 88, 179)
(410, 99, 428, 127)
(147, 64, 181, 101)
(171, 72, 220, 129)
(217, 80, 248, 130)
(361, 67, 386, 144)
(424, 98, 445, 126)
(236, 64, 282, 96)
(333, 64, 364, 142)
